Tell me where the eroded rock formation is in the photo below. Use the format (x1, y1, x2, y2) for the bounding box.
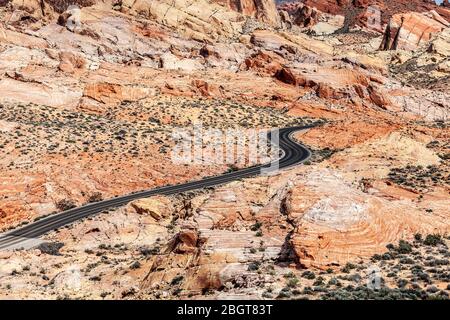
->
(380, 11, 449, 50)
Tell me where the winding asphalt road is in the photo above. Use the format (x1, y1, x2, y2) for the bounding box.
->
(0, 125, 313, 250)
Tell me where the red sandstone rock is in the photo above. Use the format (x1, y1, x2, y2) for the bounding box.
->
(380, 11, 449, 51)
(292, 5, 320, 27)
(274, 67, 297, 85)
(241, 50, 284, 75)
(367, 85, 391, 108)
(174, 229, 199, 253)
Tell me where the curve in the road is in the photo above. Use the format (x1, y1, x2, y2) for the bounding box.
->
(0, 125, 313, 250)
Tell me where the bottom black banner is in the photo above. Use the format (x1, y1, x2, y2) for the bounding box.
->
(1, 299, 445, 318)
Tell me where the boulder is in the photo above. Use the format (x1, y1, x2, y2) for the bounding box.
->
(174, 229, 199, 253)
(129, 196, 174, 220)
(274, 67, 297, 85)
(56, 5, 82, 32)
(316, 83, 342, 99)
(58, 51, 86, 73)
(367, 85, 391, 109)
(191, 79, 222, 97)
(241, 50, 284, 75)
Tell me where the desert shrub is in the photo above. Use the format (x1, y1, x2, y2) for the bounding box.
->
(56, 199, 76, 211)
(250, 221, 262, 231)
(341, 262, 357, 273)
(371, 253, 382, 261)
(301, 270, 315, 280)
(277, 287, 291, 298)
(227, 164, 239, 173)
(397, 240, 413, 254)
(312, 285, 328, 293)
(285, 278, 298, 288)
(416, 272, 431, 283)
(291, 289, 302, 295)
(397, 279, 408, 288)
(347, 273, 362, 283)
(283, 271, 296, 279)
(387, 272, 396, 278)
(98, 243, 110, 250)
(328, 277, 339, 286)
(248, 261, 261, 271)
(313, 276, 325, 286)
(87, 192, 103, 203)
(172, 288, 183, 296)
(399, 257, 415, 264)
(381, 252, 393, 260)
(171, 275, 184, 285)
(36, 242, 64, 255)
(302, 286, 313, 295)
(11, 269, 20, 276)
(426, 285, 439, 293)
(424, 234, 444, 246)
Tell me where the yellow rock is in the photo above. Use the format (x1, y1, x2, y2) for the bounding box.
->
(129, 196, 173, 220)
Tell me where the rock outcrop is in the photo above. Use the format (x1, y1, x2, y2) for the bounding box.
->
(292, 5, 320, 27)
(125, 0, 244, 41)
(278, 0, 450, 32)
(299, 0, 450, 24)
(129, 196, 174, 220)
(380, 11, 449, 50)
(214, 0, 281, 26)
